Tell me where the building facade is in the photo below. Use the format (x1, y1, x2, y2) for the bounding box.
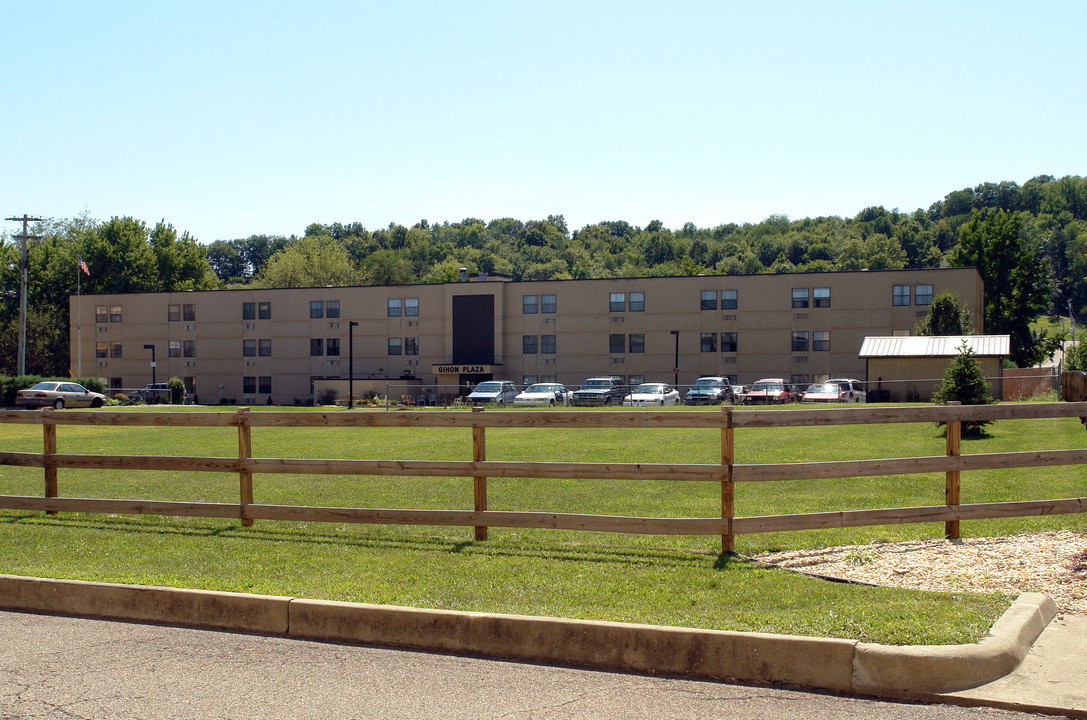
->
(69, 268, 984, 404)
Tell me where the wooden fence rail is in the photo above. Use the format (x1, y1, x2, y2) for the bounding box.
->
(1, 403, 1086, 554)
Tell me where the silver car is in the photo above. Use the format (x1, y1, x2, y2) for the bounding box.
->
(15, 381, 107, 409)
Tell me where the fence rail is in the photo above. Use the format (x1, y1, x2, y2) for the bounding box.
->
(1, 403, 1085, 553)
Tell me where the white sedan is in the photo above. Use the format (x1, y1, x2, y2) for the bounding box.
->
(514, 383, 572, 406)
(622, 383, 680, 406)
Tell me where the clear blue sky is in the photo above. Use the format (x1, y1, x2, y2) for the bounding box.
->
(4, 1, 1085, 244)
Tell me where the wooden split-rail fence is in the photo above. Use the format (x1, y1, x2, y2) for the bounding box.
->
(1, 403, 1086, 554)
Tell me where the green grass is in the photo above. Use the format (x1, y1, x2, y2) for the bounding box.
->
(1, 404, 1084, 645)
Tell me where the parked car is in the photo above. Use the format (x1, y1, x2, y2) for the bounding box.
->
(15, 381, 107, 409)
(741, 378, 796, 405)
(826, 378, 867, 403)
(731, 385, 747, 402)
(570, 377, 627, 405)
(466, 380, 518, 405)
(684, 376, 735, 405)
(514, 383, 571, 406)
(801, 382, 848, 403)
(129, 382, 172, 403)
(623, 383, 680, 406)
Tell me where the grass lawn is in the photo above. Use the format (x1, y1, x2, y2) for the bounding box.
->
(1, 404, 1084, 646)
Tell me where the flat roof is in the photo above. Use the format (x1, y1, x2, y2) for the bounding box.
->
(858, 335, 1010, 358)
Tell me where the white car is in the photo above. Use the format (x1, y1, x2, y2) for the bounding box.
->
(466, 380, 518, 405)
(622, 383, 680, 406)
(514, 383, 571, 406)
(826, 378, 867, 403)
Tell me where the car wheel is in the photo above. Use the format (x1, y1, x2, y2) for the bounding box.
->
(91, 398, 103, 408)
(53, 398, 64, 410)
(548, 399, 555, 406)
(604, 397, 611, 405)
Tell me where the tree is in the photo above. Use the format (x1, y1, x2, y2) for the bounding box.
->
(915, 291, 973, 336)
(250, 235, 359, 288)
(932, 342, 994, 437)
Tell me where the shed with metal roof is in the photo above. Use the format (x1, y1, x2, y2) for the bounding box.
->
(858, 335, 1009, 402)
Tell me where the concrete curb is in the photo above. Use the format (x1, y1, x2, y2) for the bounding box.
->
(0, 575, 1054, 696)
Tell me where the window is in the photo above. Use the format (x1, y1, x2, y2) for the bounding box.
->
(700, 290, 717, 310)
(243, 339, 256, 357)
(258, 302, 271, 319)
(523, 295, 538, 314)
(813, 331, 830, 351)
(326, 300, 340, 318)
(522, 376, 538, 386)
(628, 292, 644, 312)
(388, 337, 402, 355)
(609, 334, 625, 354)
(792, 331, 809, 352)
(541, 294, 556, 313)
(258, 339, 271, 356)
(814, 287, 830, 308)
(183, 340, 195, 358)
(893, 285, 911, 306)
(169, 340, 181, 358)
(182, 304, 195, 321)
(721, 289, 738, 310)
(242, 302, 255, 320)
(95, 341, 107, 359)
(326, 338, 340, 356)
(310, 301, 324, 319)
(243, 376, 256, 394)
(310, 339, 324, 356)
(522, 335, 538, 354)
(609, 293, 625, 313)
(721, 332, 738, 353)
(110, 342, 122, 358)
(628, 333, 645, 353)
(700, 332, 717, 352)
(168, 304, 180, 321)
(915, 284, 933, 305)
(791, 288, 809, 309)
(404, 337, 419, 355)
(95, 305, 108, 323)
(405, 298, 419, 317)
(259, 376, 272, 394)
(388, 298, 402, 317)
(541, 334, 556, 354)
(110, 305, 122, 322)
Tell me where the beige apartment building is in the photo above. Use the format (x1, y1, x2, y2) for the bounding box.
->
(69, 268, 983, 404)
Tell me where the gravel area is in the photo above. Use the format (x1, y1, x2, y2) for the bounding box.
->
(753, 531, 1087, 616)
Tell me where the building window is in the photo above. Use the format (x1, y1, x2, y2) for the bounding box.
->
(628, 292, 644, 312)
(243, 376, 256, 394)
(814, 331, 830, 351)
(387, 298, 402, 317)
(243, 302, 255, 320)
(182, 304, 195, 321)
(405, 337, 419, 355)
(310, 339, 324, 356)
(814, 287, 830, 308)
(183, 340, 196, 358)
(95, 342, 107, 359)
(259, 376, 272, 394)
(405, 298, 419, 317)
(109, 305, 122, 323)
(110, 342, 122, 358)
(700, 290, 717, 310)
(523, 295, 538, 314)
(168, 304, 181, 321)
(721, 332, 738, 353)
(609, 293, 626, 313)
(310, 301, 324, 318)
(522, 335, 538, 354)
(326, 338, 340, 356)
(792, 331, 809, 352)
(95, 305, 108, 323)
(700, 332, 718, 352)
(541, 334, 556, 354)
(721, 289, 738, 310)
(893, 285, 911, 306)
(628, 333, 645, 353)
(169, 340, 181, 358)
(791, 288, 809, 309)
(258, 302, 271, 319)
(258, 339, 271, 356)
(609, 334, 625, 354)
(243, 339, 256, 357)
(388, 337, 402, 355)
(326, 300, 340, 318)
(522, 375, 538, 386)
(915, 284, 934, 305)
(541, 294, 556, 313)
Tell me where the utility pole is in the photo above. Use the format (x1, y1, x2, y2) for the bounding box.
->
(5, 214, 44, 376)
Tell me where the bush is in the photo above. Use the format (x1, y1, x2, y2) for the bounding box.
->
(932, 341, 994, 436)
(1066, 341, 1087, 372)
(316, 388, 338, 406)
(168, 377, 186, 405)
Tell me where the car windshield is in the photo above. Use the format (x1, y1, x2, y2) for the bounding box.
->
(525, 384, 556, 393)
(807, 383, 841, 394)
(582, 379, 611, 387)
(750, 381, 783, 392)
(473, 382, 502, 392)
(693, 379, 722, 388)
(634, 384, 666, 394)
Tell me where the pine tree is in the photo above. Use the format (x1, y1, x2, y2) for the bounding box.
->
(932, 342, 994, 436)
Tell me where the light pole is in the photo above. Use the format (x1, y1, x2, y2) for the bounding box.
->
(348, 321, 359, 409)
(6, 214, 43, 376)
(143, 344, 156, 387)
(670, 330, 679, 389)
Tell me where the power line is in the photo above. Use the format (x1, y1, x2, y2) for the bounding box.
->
(5, 214, 44, 376)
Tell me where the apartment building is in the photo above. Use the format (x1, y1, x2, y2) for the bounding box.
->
(69, 267, 983, 404)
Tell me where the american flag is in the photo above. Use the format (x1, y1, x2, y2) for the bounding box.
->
(79, 257, 90, 276)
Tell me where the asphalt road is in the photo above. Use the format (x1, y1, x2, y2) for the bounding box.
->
(0, 610, 1053, 720)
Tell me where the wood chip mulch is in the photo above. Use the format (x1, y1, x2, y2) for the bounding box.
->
(753, 531, 1087, 616)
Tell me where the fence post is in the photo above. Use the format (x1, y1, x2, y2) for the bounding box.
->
(237, 407, 254, 527)
(472, 406, 487, 540)
(945, 401, 961, 540)
(42, 409, 58, 515)
(721, 406, 735, 554)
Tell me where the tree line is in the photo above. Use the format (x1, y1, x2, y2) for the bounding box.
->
(3, 174, 1084, 375)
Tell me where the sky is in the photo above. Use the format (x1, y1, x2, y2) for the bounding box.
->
(3, 1, 1086, 244)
